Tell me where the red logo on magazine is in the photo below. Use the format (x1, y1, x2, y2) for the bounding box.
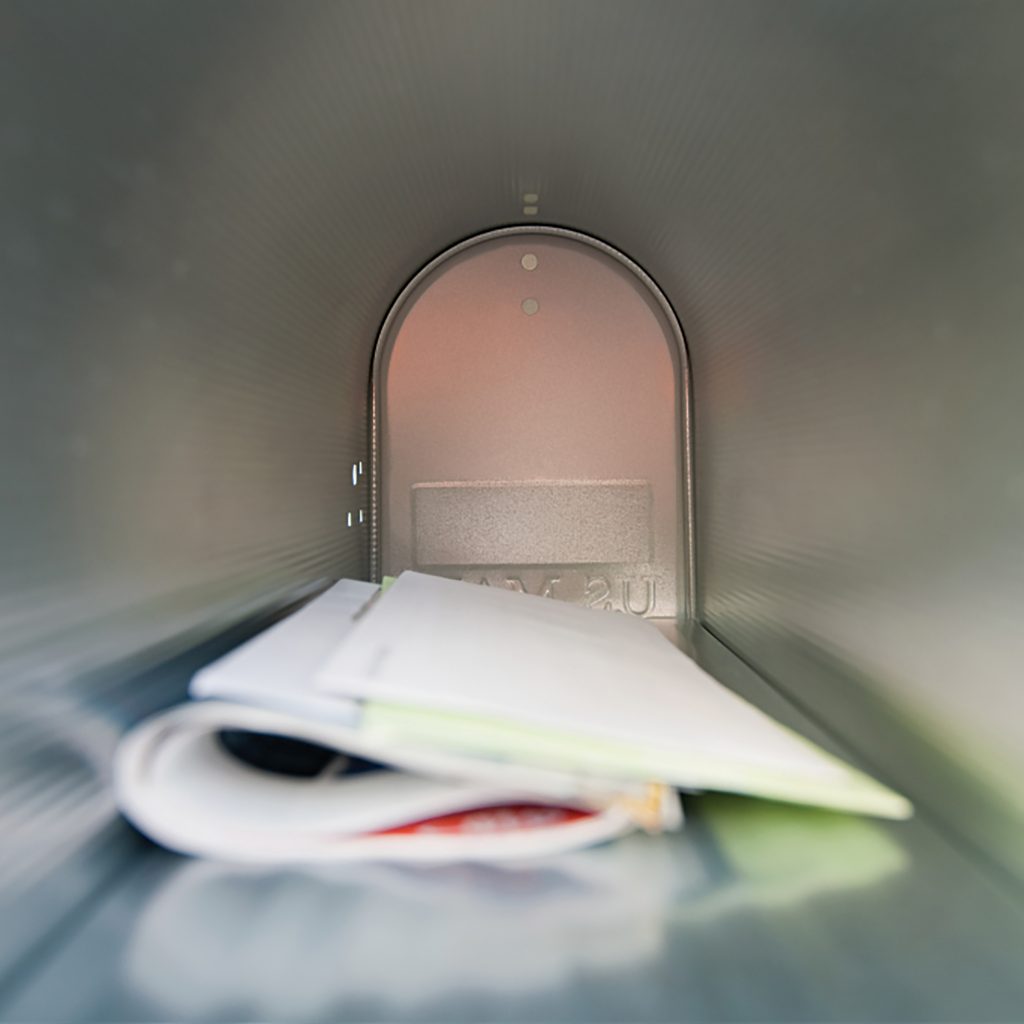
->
(378, 804, 592, 835)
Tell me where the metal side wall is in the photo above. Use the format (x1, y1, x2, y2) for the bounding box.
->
(3, 1, 1024, 1018)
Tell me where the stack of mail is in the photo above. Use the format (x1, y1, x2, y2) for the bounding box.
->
(115, 573, 910, 863)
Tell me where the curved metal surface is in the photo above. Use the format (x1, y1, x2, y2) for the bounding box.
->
(5, 0, 1024, 887)
(4, 0, 1024, 1017)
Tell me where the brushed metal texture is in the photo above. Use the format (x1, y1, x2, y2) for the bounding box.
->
(4, 0, 1024, 1014)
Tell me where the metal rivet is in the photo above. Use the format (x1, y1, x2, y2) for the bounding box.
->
(521, 253, 538, 271)
(523, 205, 538, 216)
(522, 298, 539, 315)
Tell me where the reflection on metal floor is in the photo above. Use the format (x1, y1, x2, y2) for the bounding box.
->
(2, 629, 1022, 1023)
(4, 800, 1024, 1022)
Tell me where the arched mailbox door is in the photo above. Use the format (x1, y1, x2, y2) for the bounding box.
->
(374, 227, 693, 626)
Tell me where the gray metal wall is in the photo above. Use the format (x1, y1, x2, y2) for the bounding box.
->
(3, 0, 1023, 956)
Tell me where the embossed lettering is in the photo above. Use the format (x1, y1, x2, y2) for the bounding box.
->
(623, 577, 655, 616)
(583, 575, 613, 610)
